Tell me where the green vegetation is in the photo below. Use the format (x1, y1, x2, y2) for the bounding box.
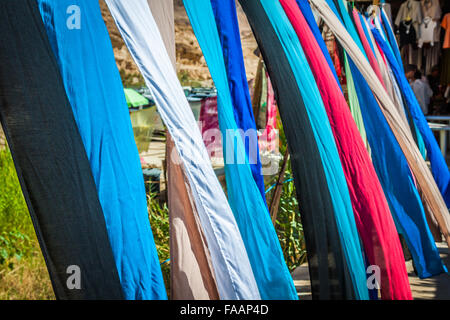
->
(177, 70, 203, 88)
(0, 148, 54, 300)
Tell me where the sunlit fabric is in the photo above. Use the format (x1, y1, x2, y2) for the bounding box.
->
(147, 0, 219, 300)
(0, 0, 124, 299)
(210, 0, 267, 205)
(309, 0, 450, 248)
(183, 0, 297, 300)
(37, 0, 167, 300)
(371, 27, 450, 209)
(282, 0, 412, 299)
(240, 0, 368, 300)
(105, 0, 260, 300)
(316, 0, 446, 281)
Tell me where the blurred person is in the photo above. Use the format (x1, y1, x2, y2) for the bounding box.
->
(411, 70, 433, 115)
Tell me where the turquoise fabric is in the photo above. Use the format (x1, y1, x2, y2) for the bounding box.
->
(183, 0, 297, 300)
(259, 0, 369, 300)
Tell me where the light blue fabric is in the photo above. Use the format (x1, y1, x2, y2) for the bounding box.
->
(380, 9, 403, 71)
(38, 0, 167, 299)
(210, 0, 267, 206)
(259, 0, 368, 300)
(183, 0, 297, 300)
(327, 0, 446, 278)
(371, 27, 450, 208)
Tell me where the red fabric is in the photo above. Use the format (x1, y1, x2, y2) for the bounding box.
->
(199, 96, 223, 159)
(352, 9, 385, 89)
(280, 0, 412, 300)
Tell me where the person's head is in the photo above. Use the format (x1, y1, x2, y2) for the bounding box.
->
(405, 64, 417, 80)
(431, 65, 440, 78)
(414, 70, 422, 80)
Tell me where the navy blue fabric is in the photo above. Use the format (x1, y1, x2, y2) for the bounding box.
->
(372, 27, 450, 208)
(210, 0, 267, 205)
(320, 0, 446, 278)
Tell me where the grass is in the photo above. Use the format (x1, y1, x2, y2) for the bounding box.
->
(0, 148, 54, 300)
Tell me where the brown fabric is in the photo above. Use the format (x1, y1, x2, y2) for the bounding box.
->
(310, 0, 450, 247)
(147, 0, 219, 300)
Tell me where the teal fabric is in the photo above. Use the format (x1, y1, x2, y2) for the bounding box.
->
(183, 0, 297, 300)
(259, 0, 368, 300)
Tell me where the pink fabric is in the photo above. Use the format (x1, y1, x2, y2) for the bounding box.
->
(199, 96, 223, 159)
(280, 0, 412, 300)
(352, 9, 385, 88)
(259, 74, 278, 153)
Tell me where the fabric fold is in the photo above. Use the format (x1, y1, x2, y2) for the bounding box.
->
(0, 0, 124, 299)
(105, 0, 260, 300)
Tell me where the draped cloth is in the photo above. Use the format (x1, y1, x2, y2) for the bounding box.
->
(309, 0, 450, 247)
(0, 0, 123, 299)
(210, 0, 267, 205)
(239, 0, 368, 300)
(37, 0, 166, 300)
(340, 8, 446, 279)
(371, 27, 450, 208)
(105, 0, 260, 300)
(183, 0, 297, 300)
(281, 0, 412, 299)
(147, 0, 219, 300)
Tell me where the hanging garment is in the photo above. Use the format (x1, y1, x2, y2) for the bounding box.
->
(421, 0, 442, 44)
(0, 0, 124, 299)
(183, 0, 297, 300)
(418, 17, 437, 47)
(210, 0, 266, 205)
(395, 0, 423, 36)
(239, 0, 369, 300)
(442, 13, 450, 49)
(37, 0, 166, 300)
(104, 0, 260, 300)
(146, 0, 219, 300)
(309, 0, 450, 248)
(372, 27, 450, 208)
(282, 0, 412, 299)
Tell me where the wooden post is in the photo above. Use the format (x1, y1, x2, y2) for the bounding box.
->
(270, 148, 290, 225)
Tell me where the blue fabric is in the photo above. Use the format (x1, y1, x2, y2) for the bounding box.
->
(210, 0, 267, 206)
(372, 27, 450, 208)
(322, 1, 446, 278)
(379, 9, 403, 71)
(260, 0, 369, 300)
(183, 0, 297, 300)
(296, 0, 341, 89)
(37, 0, 167, 299)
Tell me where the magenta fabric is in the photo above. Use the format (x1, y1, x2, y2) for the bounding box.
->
(352, 9, 385, 87)
(280, 0, 412, 300)
(199, 97, 223, 159)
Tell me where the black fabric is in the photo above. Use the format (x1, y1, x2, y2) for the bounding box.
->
(398, 20, 417, 49)
(0, 0, 124, 300)
(239, 0, 355, 300)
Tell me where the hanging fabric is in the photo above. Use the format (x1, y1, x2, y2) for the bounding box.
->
(281, 0, 412, 299)
(37, 0, 166, 300)
(309, 0, 450, 248)
(0, 0, 124, 299)
(183, 0, 297, 300)
(317, 0, 447, 279)
(210, 0, 267, 205)
(371, 26, 450, 209)
(239, 0, 368, 300)
(146, 0, 219, 300)
(104, 0, 260, 300)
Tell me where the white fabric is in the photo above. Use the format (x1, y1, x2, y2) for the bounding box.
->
(418, 17, 437, 47)
(104, 0, 260, 300)
(309, 0, 450, 245)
